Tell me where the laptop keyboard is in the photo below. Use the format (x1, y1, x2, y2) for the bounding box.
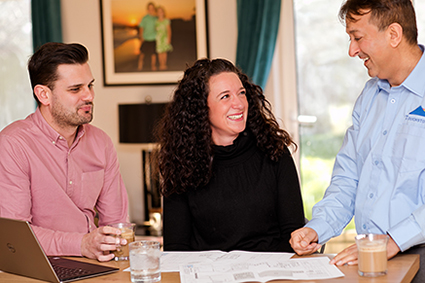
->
(51, 263, 91, 280)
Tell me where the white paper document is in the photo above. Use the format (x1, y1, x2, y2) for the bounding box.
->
(161, 251, 229, 272)
(125, 250, 229, 272)
(175, 251, 344, 282)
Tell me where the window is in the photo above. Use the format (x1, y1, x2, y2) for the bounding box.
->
(293, 0, 370, 227)
(415, 1, 425, 44)
(0, 0, 34, 130)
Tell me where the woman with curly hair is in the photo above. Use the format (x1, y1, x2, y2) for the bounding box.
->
(156, 58, 305, 252)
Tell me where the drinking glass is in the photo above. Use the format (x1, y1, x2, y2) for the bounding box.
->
(129, 241, 161, 283)
(355, 234, 389, 277)
(110, 222, 136, 261)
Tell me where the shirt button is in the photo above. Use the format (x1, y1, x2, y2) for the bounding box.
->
(363, 224, 366, 229)
(369, 193, 374, 198)
(69, 181, 73, 185)
(383, 130, 387, 135)
(390, 99, 396, 104)
(52, 141, 55, 144)
(375, 161, 379, 165)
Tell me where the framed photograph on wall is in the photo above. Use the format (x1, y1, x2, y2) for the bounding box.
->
(100, 0, 209, 86)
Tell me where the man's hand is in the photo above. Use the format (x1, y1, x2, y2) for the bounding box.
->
(81, 226, 127, 262)
(329, 243, 357, 266)
(329, 234, 400, 266)
(290, 227, 322, 255)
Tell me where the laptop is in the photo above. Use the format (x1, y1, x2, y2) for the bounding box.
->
(0, 217, 119, 282)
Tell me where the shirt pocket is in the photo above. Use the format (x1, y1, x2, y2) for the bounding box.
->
(79, 169, 105, 208)
(394, 124, 425, 173)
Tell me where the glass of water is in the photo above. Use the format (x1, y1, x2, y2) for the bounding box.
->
(129, 241, 161, 283)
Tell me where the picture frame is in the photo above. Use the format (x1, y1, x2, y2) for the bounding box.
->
(100, 0, 209, 86)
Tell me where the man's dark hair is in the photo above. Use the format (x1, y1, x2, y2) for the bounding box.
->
(147, 2, 156, 10)
(28, 42, 89, 106)
(339, 0, 418, 45)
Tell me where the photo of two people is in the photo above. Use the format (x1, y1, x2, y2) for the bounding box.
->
(102, 0, 207, 80)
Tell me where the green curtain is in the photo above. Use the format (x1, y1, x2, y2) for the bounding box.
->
(235, 0, 281, 89)
(31, 0, 63, 51)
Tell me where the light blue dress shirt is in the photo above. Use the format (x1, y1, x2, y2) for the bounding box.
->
(307, 45, 425, 252)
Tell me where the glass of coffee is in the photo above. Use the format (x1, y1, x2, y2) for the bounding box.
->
(355, 234, 389, 277)
(110, 222, 136, 261)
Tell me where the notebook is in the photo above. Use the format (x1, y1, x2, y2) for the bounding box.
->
(0, 217, 119, 282)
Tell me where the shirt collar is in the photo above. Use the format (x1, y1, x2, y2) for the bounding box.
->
(377, 44, 425, 97)
(402, 44, 425, 97)
(33, 107, 86, 146)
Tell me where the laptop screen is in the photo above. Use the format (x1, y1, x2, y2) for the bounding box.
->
(0, 217, 118, 282)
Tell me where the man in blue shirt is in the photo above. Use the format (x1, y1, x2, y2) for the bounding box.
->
(290, 0, 425, 281)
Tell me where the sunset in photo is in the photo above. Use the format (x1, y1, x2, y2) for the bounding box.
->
(103, 0, 203, 75)
(111, 0, 196, 27)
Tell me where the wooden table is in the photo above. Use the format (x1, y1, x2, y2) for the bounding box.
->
(0, 253, 419, 283)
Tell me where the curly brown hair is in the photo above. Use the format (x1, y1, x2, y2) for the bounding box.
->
(156, 58, 296, 196)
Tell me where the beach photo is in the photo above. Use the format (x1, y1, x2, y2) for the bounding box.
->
(100, 0, 208, 85)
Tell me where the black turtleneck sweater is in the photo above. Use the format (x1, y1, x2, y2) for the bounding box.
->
(163, 131, 305, 252)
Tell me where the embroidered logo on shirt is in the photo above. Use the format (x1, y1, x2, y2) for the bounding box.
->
(408, 106, 425, 117)
(405, 106, 425, 126)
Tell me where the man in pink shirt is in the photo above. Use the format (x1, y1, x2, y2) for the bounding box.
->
(0, 42, 129, 262)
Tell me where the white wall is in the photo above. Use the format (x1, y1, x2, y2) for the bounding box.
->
(61, 0, 239, 224)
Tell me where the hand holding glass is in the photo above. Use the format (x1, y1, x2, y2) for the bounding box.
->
(355, 234, 389, 277)
(109, 222, 136, 261)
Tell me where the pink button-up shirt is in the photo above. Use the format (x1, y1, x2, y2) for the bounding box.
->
(0, 108, 129, 256)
